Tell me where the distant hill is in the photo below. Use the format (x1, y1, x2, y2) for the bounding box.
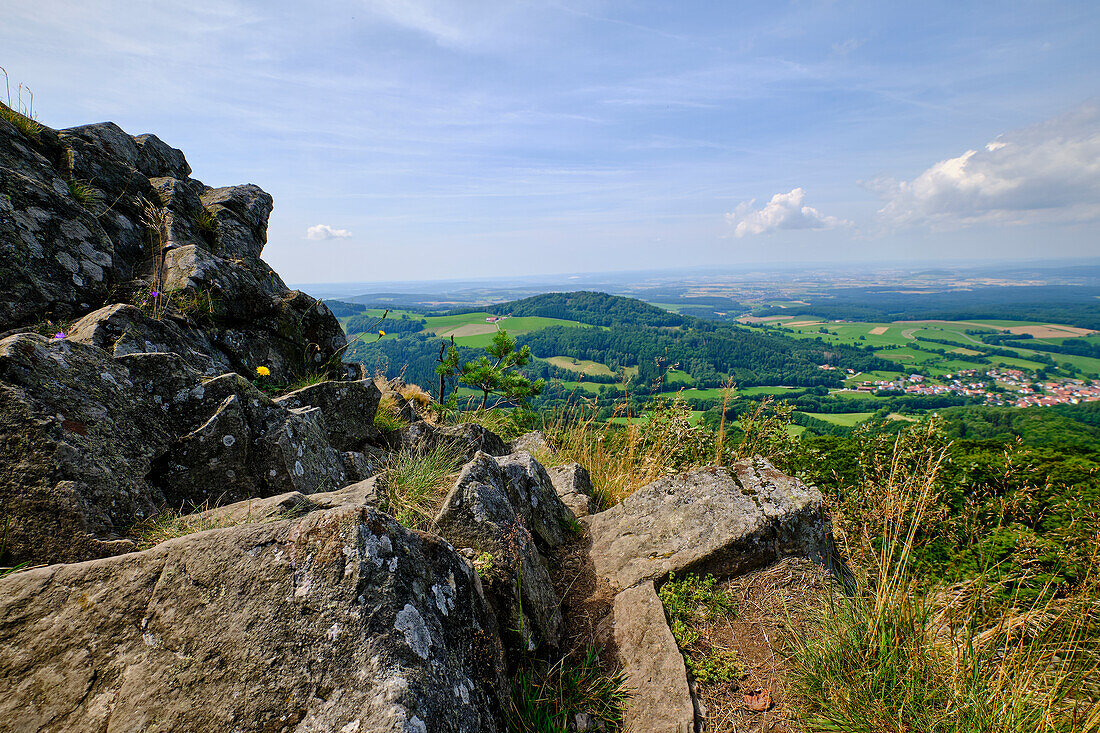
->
(487, 291, 684, 328)
(753, 285, 1100, 329)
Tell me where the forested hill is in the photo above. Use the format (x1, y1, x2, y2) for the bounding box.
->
(486, 291, 683, 327)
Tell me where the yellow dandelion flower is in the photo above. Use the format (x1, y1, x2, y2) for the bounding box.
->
(256, 366, 271, 377)
(378, 330, 386, 337)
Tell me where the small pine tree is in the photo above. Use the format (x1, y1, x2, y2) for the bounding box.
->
(459, 329, 545, 409)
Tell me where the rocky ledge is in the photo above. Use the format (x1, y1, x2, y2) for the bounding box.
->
(0, 112, 831, 732)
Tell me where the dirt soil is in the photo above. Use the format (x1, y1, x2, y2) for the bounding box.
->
(694, 557, 833, 733)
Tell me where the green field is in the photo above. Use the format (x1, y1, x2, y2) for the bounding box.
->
(546, 356, 615, 377)
(801, 411, 876, 426)
(420, 313, 587, 347)
(769, 317, 1100, 380)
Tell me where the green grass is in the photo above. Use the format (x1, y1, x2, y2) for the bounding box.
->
(738, 385, 798, 396)
(609, 410, 705, 426)
(374, 395, 408, 434)
(380, 442, 465, 530)
(0, 102, 41, 138)
(658, 573, 742, 683)
(545, 356, 615, 376)
(509, 646, 629, 733)
(663, 368, 696, 386)
(829, 389, 884, 400)
(801, 411, 875, 426)
(559, 380, 602, 395)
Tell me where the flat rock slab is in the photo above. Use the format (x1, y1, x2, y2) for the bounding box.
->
(584, 458, 826, 591)
(0, 506, 509, 733)
(613, 581, 695, 733)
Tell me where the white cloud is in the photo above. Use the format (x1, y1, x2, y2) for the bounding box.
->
(725, 188, 847, 237)
(874, 102, 1100, 228)
(306, 224, 353, 240)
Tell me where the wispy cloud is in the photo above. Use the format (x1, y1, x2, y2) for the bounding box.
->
(725, 188, 848, 237)
(873, 102, 1100, 229)
(306, 224, 352, 240)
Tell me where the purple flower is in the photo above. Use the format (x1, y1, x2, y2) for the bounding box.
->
(141, 300, 148, 306)
(53, 332, 65, 339)
(150, 291, 160, 298)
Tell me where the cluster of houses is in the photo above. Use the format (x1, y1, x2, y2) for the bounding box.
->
(845, 368, 1100, 407)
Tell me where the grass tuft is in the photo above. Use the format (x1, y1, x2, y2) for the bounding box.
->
(0, 101, 41, 138)
(66, 178, 102, 211)
(380, 442, 465, 530)
(509, 645, 630, 733)
(131, 500, 311, 550)
(374, 395, 408, 434)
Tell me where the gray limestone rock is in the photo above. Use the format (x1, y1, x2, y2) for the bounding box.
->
(0, 506, 509, 733)
(400, 421, 509, 461)
(432, 452, 567, 651)
(509, 430, 557, 458)
(200, 184, 273, 260)
(583, 458, 828, 591)
(0, 333, 351, 565)
(613, 581, 696, 733)
(275, 378, 381, 451)
(547, 462, 599, 518)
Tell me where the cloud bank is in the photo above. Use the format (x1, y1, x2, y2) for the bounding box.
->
(874, 103, 1100, 228)
(725, 188, 847, 237)
(306, 224, 352, 240)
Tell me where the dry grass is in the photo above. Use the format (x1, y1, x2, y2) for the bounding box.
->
(131, 500, 310, 549)
(788, 421, 1100, 732)
(398, 382, 433, 408)
(541, 394, 793, 508)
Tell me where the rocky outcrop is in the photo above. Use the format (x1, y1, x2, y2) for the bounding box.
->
(400, 421, 509, 460)
(583, 458, 827, 591)
(275, 378, 382, 452)
(613, 582, 696, 733)
(0, 115, 346, 384)
(431, 451, 574, 652)
(509, 430, 557, 458)
(0, 114, 384, 566)
(0, 506, 510, 732)
(0, 330, 359, 565)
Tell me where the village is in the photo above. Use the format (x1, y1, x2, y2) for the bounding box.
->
(845, 368, 1100, 407)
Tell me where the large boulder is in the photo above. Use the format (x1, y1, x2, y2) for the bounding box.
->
(0, 333, 350, 565)
(432, 453, 565, 651)
(276, 378, 381, 451)
(400, 421, 509, 461)
(583, 458, 828, 591)
(0, 117, 119, 331)
(547, 463, 599, 518)
(200, 184, 273, 260)
(67, 303, 234, 377)
(0, 506, 510, 732)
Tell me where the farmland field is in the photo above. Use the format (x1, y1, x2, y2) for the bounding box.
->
(801, 411, 876, 426)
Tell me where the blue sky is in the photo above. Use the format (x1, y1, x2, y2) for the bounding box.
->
(4, 1, 1098, 282)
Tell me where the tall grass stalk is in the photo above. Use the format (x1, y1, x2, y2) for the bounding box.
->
(540, 395, 793, 508)
(789, 421, 1100, 731)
